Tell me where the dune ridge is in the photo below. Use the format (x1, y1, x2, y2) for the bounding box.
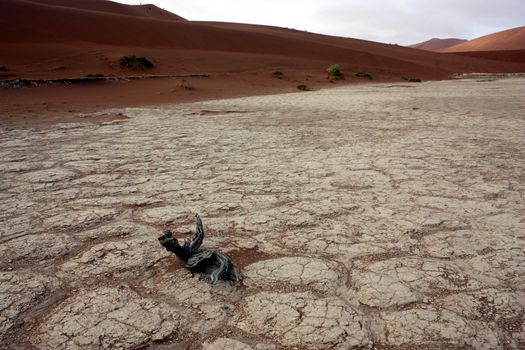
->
(409, 38, 467, 52)
(22, 0, 187, 21)
(2, 0, 525, 79)
(442, 25, 525, 52)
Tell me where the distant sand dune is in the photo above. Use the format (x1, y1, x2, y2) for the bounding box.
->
(409, 38, 467, 52)
(2, 0, 524, 80)
(442, 26, 525, 52)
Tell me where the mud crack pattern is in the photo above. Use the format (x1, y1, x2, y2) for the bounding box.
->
(1, 78, 524, 349)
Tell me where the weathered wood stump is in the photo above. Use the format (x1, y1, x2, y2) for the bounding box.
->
(158, 214, 239, 284)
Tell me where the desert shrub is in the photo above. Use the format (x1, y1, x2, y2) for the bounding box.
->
(137, 56, 154, 68)
(403, 76, 422, 82)
(273, 71, 284, 77)
(177, 79, 194, 90)
(355, 71, 373, 80)
(120, 55, 154, 69)
(297, 84, 309, 91)
(86, 73, 104, 78)
(327, 64, 342, 78)
(0, 66, 8, 72)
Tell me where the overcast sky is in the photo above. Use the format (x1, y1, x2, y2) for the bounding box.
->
(118, 0, 524, 45)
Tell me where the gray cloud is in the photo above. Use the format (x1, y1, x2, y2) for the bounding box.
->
(122, 0, 525, 44)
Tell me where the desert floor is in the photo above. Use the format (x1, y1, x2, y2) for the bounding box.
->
(1, 77, 524, 349)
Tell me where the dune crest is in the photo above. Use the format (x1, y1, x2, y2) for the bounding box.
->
(442, 25, 525, 52)
(22, 0, 187, 21)
(409, 38, 467, 52)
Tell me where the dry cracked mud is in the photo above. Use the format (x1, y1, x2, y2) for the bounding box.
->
(1, 77, 524, 349)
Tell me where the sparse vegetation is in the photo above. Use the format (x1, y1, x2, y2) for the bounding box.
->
(86, 73, 104, 78)
(297, 84, 309, 91)
(403, 76, 422, 82)
(273, 71, 284, 77)
(177, 79, 195, 91)
(0, 66, 8, 72)
(355, 71, 373, 80)
(327, 64, 343, 79)
(120, 55, 154, 69)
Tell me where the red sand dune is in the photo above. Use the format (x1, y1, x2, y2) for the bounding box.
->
(3, 0, 525, 78)
(445, 50, 525, 64)
(409, 38, 467, 52)
(25, 0, 187, 21)
(442, 26, 525, 52)
(1, 0, 525, 126)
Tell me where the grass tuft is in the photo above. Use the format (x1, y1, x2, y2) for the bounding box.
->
(86, 73, 104, 78)
(327, 64, 343, 79)
(403, 76, 422, 82)
(297, 84, 309, 91)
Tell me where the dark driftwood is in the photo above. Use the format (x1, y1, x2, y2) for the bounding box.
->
(158, 214, 239, 284)
(0, 74, 210, 89)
